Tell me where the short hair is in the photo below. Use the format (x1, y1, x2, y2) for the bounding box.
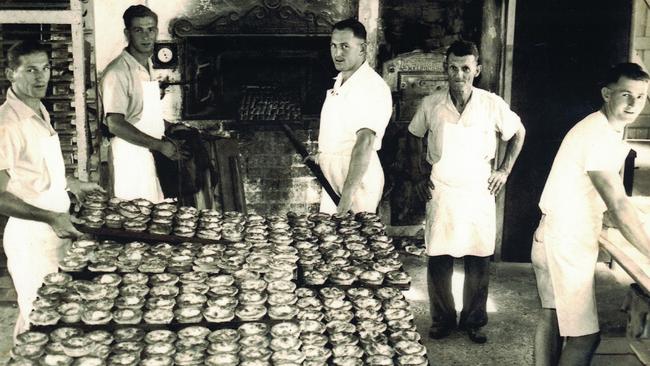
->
(6, 40, 49, 69)
(445, 40, 480, 63)
(123, 5, 158, 29)
(333, 18, 367, 41)
(603, 62, 650, 86)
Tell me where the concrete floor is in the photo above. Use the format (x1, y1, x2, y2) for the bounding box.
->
(402, 256, 636, 366)
(0, 257, 637, 365)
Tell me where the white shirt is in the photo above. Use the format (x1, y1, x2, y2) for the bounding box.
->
(408, 87, 522, 165)
(0, 88, 61, 201)
(100, 49, 155, 124)
(539, 111, 630, 220)
(318, 62, 392, 154)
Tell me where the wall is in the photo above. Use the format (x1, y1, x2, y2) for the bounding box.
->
(506, 0, 632, 261)
(238, 127, 322, 214)
(380, 0, 482, 64)
(90, 1, 485, 219)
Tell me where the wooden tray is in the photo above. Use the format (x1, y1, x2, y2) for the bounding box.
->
(76, 225, 227, 245)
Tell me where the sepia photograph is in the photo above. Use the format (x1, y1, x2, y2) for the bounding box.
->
(0, 0, 648, 365)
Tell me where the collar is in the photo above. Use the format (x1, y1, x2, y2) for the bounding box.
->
(333, 61, 372, 93)
(121, 49, 153, 78)
(5, 87, 50, 127)
(597, 109, 626, 135)
(445, 86, 477, 113)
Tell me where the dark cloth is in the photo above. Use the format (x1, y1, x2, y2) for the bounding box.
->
(153, 125, 215, 198)
(427, 255, 490, 329)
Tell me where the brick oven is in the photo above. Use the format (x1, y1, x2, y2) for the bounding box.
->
(168, 0, 358, 215)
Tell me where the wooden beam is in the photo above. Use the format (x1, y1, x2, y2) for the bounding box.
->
(0, 10, 81, 24)
(599, 232, 650, 294)
(358, 0, 381, 69)
(71, 12, 88, 181)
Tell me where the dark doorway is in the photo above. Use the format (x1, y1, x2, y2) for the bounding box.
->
(503, 0, 633, 261)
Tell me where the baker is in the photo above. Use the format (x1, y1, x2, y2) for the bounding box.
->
(0, 41, 102, 337)
(316, 18, 393, 214)
(408, 40, 526, 343)
(100, 5, 186, 203)
(532, 63, 650, 365)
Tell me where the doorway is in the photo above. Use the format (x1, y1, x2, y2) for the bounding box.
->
(502, 0, 633, 261)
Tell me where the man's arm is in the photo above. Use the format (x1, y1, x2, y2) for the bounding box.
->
(0, 170, 81, 238)
(488, 124, 526, 195)
(106, 113, 181, 160)
(407, 132, 434, 201)
(337, 129, 376, 214)
(589, 170, 650, 258)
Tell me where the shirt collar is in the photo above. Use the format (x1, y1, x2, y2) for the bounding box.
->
(333, 61, 372, 93)
(121, 49, 153, 79)
(444, 86, 477, 113)
(5, 87, 51, 127)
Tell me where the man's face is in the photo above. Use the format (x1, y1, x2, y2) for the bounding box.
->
(445, 53, 481, 94)
(330, 29, 366, 73)
(125, 16, 158, 55)
(6, 51, 50, 101)
(602, 76, 649, 124)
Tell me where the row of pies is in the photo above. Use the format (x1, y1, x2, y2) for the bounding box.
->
(14, 318, 426, 366)
(30, 268, 301, 326)
(80, 193, 224, 239)
(58, 239, 298, 275)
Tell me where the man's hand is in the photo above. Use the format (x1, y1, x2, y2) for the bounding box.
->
(303, 153, 320, 165)
(413, 177, 434, 202)
(488, 169, 509, 195)
(158, 139, 190, 161)
(49, 212, 83, 239)
(67, 178, 105, 203)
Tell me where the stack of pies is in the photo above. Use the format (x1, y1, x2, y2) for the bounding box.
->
(118, 200, 150, 232)
(149, 201, 177, 235)
(79, 190, 108, 229)
(173, 206, 198, 237)
(196, 209, 222, 240)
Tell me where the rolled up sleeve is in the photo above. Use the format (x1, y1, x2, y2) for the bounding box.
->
(100, 69, 130, 118)
(494, 97, 523, 141)
(349, 87, 393, 149)
(0, 125, 20, 172)
(408, 97, 431, 138)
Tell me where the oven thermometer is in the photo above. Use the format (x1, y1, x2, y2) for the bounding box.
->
(153, 42, 178, 68)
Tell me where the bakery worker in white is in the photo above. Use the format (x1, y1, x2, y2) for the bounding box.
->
(408, 40, 526, 343)
(0, 41, 103, 337)
(532, 63, 650, 366)
(100, 5, 186, 203)
(317, 18, 393, 214)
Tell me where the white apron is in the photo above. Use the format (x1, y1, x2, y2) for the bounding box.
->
(425, 122, 495, 257)
(531, 213, 602, 336)
(318, 88, 384, 214)
(3, 132, 71, 338)
(110, 80, 165, 203)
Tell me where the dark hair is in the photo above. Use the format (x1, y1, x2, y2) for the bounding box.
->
(445, 40, 480, 63)
(7, 40, 49, 69)
(333, 18, 367, 41)
(603, 63, 650, 86)
(123, 5, 158, 29)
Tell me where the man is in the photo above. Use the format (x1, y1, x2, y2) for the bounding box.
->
(408, 40, 526, 343)
(0, 41, 102, 337)
(316, 18, 393, 214)
(532, 63, 650, 365)
(100, 5, 185, 203)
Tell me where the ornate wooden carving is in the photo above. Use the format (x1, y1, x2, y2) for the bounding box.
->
(172, 0, 355, 37)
